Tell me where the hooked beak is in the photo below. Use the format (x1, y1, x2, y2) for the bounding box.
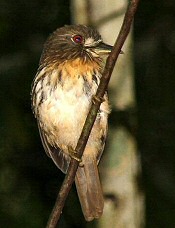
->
(86, 42, 123, 57)
(93, 42, 113, 55)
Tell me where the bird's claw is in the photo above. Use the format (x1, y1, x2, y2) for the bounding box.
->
(68, 146, 83, 164)
(92, 95, 105, 104)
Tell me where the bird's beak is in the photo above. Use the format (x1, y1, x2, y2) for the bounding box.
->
(86, 42, 123, 57)
(93, 42, 113, 55)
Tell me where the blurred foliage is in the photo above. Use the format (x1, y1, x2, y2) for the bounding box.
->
(1, 0, 175, 227)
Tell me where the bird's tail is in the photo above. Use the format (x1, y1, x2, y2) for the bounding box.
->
(75, 159, 104, 221)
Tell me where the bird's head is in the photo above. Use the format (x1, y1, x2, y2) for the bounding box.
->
(40, 25, 113, 66)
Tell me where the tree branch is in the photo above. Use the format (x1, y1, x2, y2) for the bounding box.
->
(46, 0, 140, 227)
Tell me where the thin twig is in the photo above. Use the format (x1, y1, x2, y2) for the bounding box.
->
(46, 0, 140, 227)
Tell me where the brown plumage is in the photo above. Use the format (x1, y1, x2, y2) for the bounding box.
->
(31, 25, 111, 221)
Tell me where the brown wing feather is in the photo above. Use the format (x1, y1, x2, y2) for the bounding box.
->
(38, 123, 70, 173)
(95, 91, 109, 163)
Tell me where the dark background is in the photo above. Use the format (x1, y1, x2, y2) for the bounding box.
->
(0, 0, 175, 227)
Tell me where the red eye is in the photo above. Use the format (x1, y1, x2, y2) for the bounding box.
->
(72, 35, 83, 44)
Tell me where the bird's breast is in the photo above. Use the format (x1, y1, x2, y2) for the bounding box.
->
(33, 65, 102, 149)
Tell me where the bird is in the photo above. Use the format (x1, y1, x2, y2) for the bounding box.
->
(31, 24, 112, 221)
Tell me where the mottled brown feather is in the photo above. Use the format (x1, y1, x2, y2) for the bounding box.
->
(38, 123, 70, 173)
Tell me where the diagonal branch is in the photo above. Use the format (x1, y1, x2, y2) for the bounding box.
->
(46, 0, 140, 227)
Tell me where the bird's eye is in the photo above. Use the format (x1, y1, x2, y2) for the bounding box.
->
(72, 35, 83, 44)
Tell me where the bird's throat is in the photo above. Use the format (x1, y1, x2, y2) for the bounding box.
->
(58, 58, 102, 79)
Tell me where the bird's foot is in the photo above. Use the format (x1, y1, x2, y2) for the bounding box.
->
(92, 95, 105, 104)
(68, 146, 83, 166)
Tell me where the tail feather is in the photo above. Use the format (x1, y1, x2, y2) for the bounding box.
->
(75, 160, 104, 221)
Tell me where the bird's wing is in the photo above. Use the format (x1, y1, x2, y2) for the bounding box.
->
(96, 92, 109, 163)
(38, 122, 70, 173)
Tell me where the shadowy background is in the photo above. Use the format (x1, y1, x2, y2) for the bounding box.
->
(135, 1, 175, 227)
(0, 0, 175, 227)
